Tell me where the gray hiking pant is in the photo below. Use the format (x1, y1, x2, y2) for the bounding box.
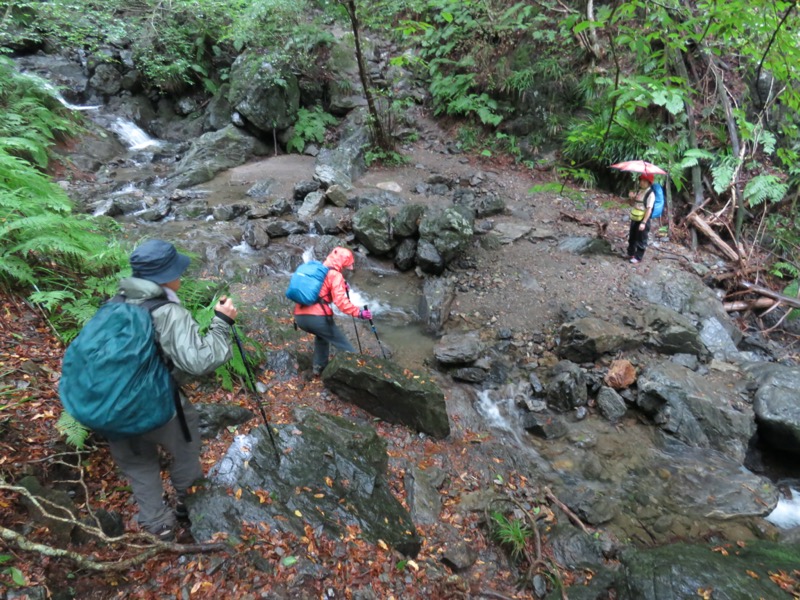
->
(107, 397, 202, 534)
(294, 314, 356, 373)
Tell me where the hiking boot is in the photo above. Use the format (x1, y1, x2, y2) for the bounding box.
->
(175, 503, 190, 523)
(152, 524, 175, 542)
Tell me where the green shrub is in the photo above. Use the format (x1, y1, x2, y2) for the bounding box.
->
(287, 106, 338, 153)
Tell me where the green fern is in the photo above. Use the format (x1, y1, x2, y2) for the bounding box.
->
(56, 412, 90, 450)
(287, 106, 338, 154)
(743, 174, 789, 207)
(710, 156, 737, 194)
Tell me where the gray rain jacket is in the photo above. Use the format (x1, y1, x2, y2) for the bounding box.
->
(118, 277, 232, 386)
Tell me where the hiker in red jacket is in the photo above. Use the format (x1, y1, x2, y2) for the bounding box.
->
(293, 247, 372, 375)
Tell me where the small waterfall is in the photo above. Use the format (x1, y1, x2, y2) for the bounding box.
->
(108, 117, 161, 151)
(475, 389, 544, 461)
(19, 71, 102, 111)
(766, 488, 800, 529)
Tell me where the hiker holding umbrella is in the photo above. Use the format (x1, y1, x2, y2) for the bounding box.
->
(625, 172, 657, 264)
(610, 160, 667, 264)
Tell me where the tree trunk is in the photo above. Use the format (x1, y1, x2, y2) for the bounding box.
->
(342, 0, 391, 151)
(673, 51, 703, 250)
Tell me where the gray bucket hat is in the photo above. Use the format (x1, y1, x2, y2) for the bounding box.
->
(130, 239, 190, 284)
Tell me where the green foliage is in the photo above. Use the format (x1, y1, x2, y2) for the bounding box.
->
(0, 0, 124, 53)
(490, 511, 531, 561)
(0, 57, 125, 311)
(364, 148, 409, 167)
(287, 107, 338, 153)
(131, 0, 240, 92)
(178, 279, 264, 391)
(56, 412, 90, 450)
(743, 174, 789, 207)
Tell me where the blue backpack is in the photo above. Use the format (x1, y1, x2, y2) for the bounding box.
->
(59, 297, 184, 440)
(650, 183, 665, 219)
(286, 261, 329, 306)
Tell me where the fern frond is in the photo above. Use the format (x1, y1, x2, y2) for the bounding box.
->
(743, 174, 788, 207)
(0, 254, 35, 286)
(56, 412, 90, 450)
(710, 156, 737, 194)
(28, 290, 76, 312)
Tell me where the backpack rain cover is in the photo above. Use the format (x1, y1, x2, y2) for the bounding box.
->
(59, 301, 176, 439)
(286, 261, 329, 306)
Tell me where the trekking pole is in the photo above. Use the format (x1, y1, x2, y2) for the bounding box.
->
(345, 287, 363, 353)
(363, 305, 387, 359)
(231, 325, 281, 463)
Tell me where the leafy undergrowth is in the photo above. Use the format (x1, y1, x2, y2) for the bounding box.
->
(0, 291, 543, 599)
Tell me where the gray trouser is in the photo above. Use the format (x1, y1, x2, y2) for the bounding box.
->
(107, 398, 202, 533)
(294, 314, 356, 372)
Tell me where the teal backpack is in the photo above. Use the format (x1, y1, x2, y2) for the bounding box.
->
(286, 261, 329, 306)
(59, 297, 187, 441)
(650, 183, 665, 218)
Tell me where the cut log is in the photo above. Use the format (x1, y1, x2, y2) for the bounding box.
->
(686, 213, 740, 262)
(723, 298, 776, 312)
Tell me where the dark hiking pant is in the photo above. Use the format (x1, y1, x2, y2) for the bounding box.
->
(627, 219, 651, 260)
(294, 314, 356, 373)
(107, 398, 202, 534)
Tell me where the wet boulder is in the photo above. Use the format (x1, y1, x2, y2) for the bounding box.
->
(243, 220, 271, 250)
(352, 205, 396, 255)
(596, 386, 628, 422)
(747, 363, 800, 455)
(642, 304, 709, 358)
(322, 354, 450, 439)
(166, 125, 271, 188)
(636, 360, 756, 461)
(616, 541, 800, 600)
(558, 318, 642, 363)
(415, 240, 445, 275)
(191, 411, 421, 556)
(392, 203, 425, 238)
(419, 276, 456, 333)
(260, 218, 308, 238)
(393, 238, 417, 271)
(630, 263, 741, 346)
(313, 110, 369, 190)
(433, 331, 485, 365)
(297, 190, 326, 220)
(418, 207, 473, 264)
(229, 52, 300, 132)
(348, 189, 406, 211)
(545, 360, 588, 412)
(452, 188, 506, 218)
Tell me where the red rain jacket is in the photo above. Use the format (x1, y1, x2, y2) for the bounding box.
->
(293, 247, 361, 318)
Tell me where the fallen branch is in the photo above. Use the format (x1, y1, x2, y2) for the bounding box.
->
(723, 298, 776, 312)
(740, 281, 800, 310)
(0, 525, 228, 571)
(1, 482, 229, 568)
(686, 213, 741, 262)
(544, 486, 592, 535)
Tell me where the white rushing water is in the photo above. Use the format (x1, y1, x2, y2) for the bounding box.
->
(766, 488, 800, 529)
(19, 71, 102, 111)
(108, 117, 161, 150)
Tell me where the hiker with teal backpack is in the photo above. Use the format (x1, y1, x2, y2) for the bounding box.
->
(289, 246, 371, 376)
(627, 173, 664, 264)
(60, 240, 237, 541)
